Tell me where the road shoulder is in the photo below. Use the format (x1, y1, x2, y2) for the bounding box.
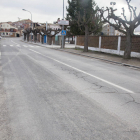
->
(0, 44, 11, 140)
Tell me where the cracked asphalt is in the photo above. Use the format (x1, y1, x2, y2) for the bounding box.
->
(0, 37, 140, 140)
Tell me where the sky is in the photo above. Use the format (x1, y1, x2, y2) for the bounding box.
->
(0, 0, 140, 31)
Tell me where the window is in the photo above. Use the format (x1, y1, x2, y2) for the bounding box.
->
(3, 33, 5, 35)
(10, 29, 14, 32)
(6, 33, 8, 35)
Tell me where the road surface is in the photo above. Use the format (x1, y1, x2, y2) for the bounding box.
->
(0, 37, 140, 140)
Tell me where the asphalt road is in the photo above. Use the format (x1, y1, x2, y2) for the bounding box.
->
(0, 37, 140, 140)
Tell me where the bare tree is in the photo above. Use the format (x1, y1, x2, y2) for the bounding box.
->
(99, 0, 140, 59)
(23, 26, 61, 45)
(41, 28, 61, 45)
(23, 32, 27, 41)
(39, 30, 45, 44)
(32, 29, 40, 43)
(24, 28, 32, 42)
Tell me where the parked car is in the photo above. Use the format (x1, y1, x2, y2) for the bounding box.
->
(0, 36, 2, 39)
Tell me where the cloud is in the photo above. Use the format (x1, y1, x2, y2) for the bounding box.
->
(0, 0, 139, 26)
(96, 0, 140, 16)
(0, 0, 68, 23)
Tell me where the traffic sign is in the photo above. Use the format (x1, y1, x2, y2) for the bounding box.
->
(58, 20, 69, 25)
(61, 30, 66, 36)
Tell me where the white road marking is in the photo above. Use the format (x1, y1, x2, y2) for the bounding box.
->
(3, 45, 6, 46)
(29, 49, 135, 94)
(11, 40, 19, 45)
(10, 45, 13, 47)
(28, 45, 34, 48)
(23, 45, 27, 47)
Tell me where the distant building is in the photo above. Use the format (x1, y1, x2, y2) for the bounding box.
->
(0, 22, 20, 37)
(115, 30, 125, 36)
(102, 24, 115, 36)
(47, 23, 61, 30)
(12, 19, 32, 30)
(102, 23, 126, 36)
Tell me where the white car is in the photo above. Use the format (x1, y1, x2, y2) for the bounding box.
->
(0, 36, 2, 39)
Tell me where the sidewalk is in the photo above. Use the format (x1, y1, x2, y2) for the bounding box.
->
(22, 40, 140, 69)
(22, 40, 75, 49)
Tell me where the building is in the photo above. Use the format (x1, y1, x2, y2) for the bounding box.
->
(115, 30, 125, 36)
(0, 22, 20, 37)
(102, 23, 127, 36)
(12, 19, 32, 31)
(102, 23, 115, 36)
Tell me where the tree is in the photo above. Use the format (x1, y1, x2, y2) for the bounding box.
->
(67, 0, 102, 52)
(32, 29, 40, 43)
(41, 28, 61, 45)
(23, 32, 27, 41)
(23, 28, 32, 42)
(67, 0, 85, 35)
(99, 0, 140, 59)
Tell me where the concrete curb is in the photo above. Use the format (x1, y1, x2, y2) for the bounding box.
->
(21, 40, 56, 48)
(0, 43, 1, 60)
(21, 40, 46, 47)
(0, 51, 1, 60)
(21, 40, 140, 70)
(0, 44, 2, 84)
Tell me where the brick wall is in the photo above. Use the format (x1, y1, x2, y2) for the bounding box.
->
(120, 36, 126, 51)
(101, 36, 118, 50)
(77, 36, 85, 46)
(121, 36, 140, 53)
(77, 36, 117, 49)
(77, 36, 99, 47)
(131, 36, 140, 53)
(88, 36, 99, 47)
(77, 35, 140, 53)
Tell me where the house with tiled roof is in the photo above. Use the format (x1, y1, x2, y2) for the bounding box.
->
(0, 22, 20, 37)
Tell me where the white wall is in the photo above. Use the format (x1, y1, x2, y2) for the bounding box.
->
(1, 32, 11, 36)
(1, 23, 11, 29)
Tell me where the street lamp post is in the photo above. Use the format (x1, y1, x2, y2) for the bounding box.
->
(22, 9, 33, 29)
(110, 2, 116, 35)
(22, 9, 33, 41)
